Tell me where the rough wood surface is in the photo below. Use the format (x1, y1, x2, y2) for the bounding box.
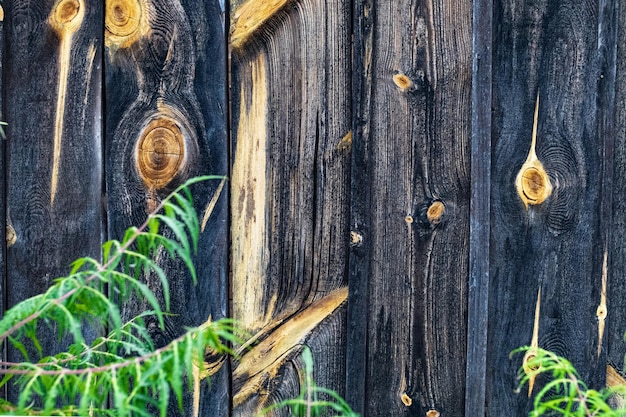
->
(487, 0, 608, 413)
(465, 0, 492, 413)
(608, 0, 626, 390)
(348, 0, 472, 415)
(3, 0, 103, 400)
(0, 4, 6, 399)
(229, 0, 352, 414)
(104, 0, 228, 415)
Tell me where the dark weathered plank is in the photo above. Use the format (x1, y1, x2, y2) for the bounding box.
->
(608, 0, 626, 395)
(3, 0, 103, 399)
(229, 0, 352, 414)
(348, 0, 472, 415)
(487, 0, 607, 413)
(0, 3, 6, 399)
(465, 0, 492, 413)
(104, 0, 228, 415)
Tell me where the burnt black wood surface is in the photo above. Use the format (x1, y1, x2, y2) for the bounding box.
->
(487, 0, 612, 413)
(3, 1, 626, 416)
(348, 0, 472, 415)
(0, 3, 5, 400)
(3, 0, 103, 401)
(608, 0, 626, 393)
(104, 0, 228, 415)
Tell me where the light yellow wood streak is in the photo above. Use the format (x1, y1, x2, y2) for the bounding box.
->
(201, 176, 227, 232)
(523, 288, 541, 397)
(607, 364, 626, 387)
(515, 95, 553, 209)
(6, 224, 16, 247)
(597, 247, 608, 357)
(232, 287, 348, 407)
(105, 0, 151, 53)
(49, 0, 85, 205)
(230, 0, 293, 49)
(607, 365, 626, 408)
(80, 43, 97, 125)
(231, 55, 268, 330)
(336, 130, 352, 151)
(0, 6, 4, 21)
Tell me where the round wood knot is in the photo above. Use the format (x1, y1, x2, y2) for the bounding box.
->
(401, 393, 412, 406)
(426, 411, 440, 417)
(521, 167, 550, 204)
(105, 0, 146, 50)
(597, 304, 607, 320)
(350, 231, 363, 246)
(522, 349, 541, 375)
(393, 73, 413, 92)
(136, 117, 185, 190)
(49, 0, 84, 34)
(427, 201, 445, 224)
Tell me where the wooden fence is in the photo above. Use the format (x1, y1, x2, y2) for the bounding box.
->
(1, 0, 625, 415)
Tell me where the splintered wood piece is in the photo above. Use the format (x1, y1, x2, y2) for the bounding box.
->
(230, 0, 294, 49)
(232, 287, 348, 407)
(515, 94, 552, 209)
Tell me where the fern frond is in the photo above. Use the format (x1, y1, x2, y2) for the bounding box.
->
(0, 176, 235, 416)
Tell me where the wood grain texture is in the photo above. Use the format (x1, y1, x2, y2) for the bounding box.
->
(104, 0, 228, 415)
(0, 4, 6, 399)
(348, 0, 472, 415)
(607, 0, 626, 389)
(230, 0, 351, 413)
(3, 0, 103, 401)
(487, 0, 607, 413)
(465, 0, 491, 413)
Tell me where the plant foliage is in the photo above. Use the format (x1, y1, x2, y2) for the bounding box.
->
(514, 346, 626, 416)
(260, 346, 360, 417)
(0, 176, 240, 416)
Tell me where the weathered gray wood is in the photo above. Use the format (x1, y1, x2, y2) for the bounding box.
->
(0, 2, 6, 400)
(465, 0, 492, 413)
(104, 0, 228, 415)
(348, 0, 472, 415)
(229, 0, 351, 414)
(487, 0, 607, 413)
(608, 0, 626, 394)
(3, 0, 103, 400)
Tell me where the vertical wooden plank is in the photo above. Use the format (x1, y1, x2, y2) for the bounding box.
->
(104, 0, 228, 415)
(229, 0, 352, 414)
(3, 0, 103, 399)
(465, 0, 492, 412)
(345, 1, 371, 412)
(348, 0, 472, 415)
(608, 0, 626, 391)
(0, 3, 6, 392)
(487, 0, 606, 413)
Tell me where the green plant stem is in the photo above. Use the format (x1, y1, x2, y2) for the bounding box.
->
(0, 180, 194, 346)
